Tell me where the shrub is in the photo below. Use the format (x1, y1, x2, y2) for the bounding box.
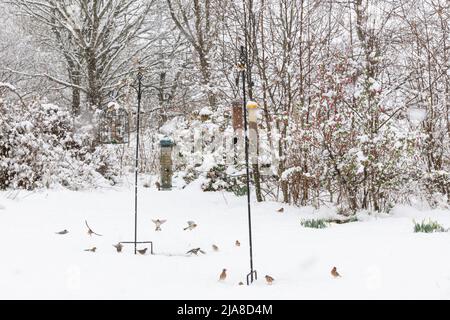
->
(0, 100, 119, 190)
(413, 219, 446, 233)
(301, 219, 328, 229)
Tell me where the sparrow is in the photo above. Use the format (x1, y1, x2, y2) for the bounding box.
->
(55, 229, 69, 235)
(113, 243, 123, 253)
(238, 281, 244, 286)
(85, 220, 102, 236)
(152, 219, 167, 231)
(155, 181, 161, 191)
(331, 266, 341, 278)
(137, 248, 148, 255)
(84, 247, 96, 252)
(265, 275, 274, 285)
(186, 248, 206, 255)
(235, 240, 241, 247)
(212, 244, 219, 252)
(184, 221, 197, 231)
(277, 207, 284, 213)
(219, 268, 227, 281)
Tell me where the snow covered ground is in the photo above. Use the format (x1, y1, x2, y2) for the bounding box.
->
(1, 179, 450, 300)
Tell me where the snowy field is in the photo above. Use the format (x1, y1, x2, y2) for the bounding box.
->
(1, 179, 450, 300)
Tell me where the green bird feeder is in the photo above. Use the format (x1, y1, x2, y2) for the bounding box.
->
(160, 137, 174, 190)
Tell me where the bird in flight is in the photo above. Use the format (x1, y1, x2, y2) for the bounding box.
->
(85, 220, 102, 237)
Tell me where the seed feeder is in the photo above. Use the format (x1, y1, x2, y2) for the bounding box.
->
(199, 107, 213, 122)
(160, 136, 174, 190)
(247, 101, 258, 124)
(97, 102, 130, 144)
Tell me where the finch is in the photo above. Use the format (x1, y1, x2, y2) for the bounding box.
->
(137, 248, 148, 255)
(152, 219, 167, 231)
(113, 243, 123, 253)
(184, 221, 197, 231)
(186, 248, 206, 255)
(331, 266, 341, 278)
(85, 220, 102, 236)
(265, 275, 274, 285)
(219, 269, 227, 281)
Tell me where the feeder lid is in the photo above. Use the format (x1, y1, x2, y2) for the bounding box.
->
(199, 107, 213, 116)
(247, 101, 258, 109)
(160, 136, 174, 147)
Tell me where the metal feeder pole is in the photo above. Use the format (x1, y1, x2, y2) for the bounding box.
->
(240, 45, 257, 285)
(134, 69, 143, 255)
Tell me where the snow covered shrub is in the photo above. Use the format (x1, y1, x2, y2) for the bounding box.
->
(285, 53, 414, 213)
(0, 99, 120, 190)
(201, 165, 247, 196)
(158, 109, 250, 194)
(300, 219, 328, 229)
(413, 219, 446, 233)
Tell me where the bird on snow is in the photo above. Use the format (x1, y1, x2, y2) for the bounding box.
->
(277, 207, 284, 213)
(152, 219, 167, 231)
(84, 247, 97, 252)
(113, 243, 123, 253)
(183, 221, 197, 231)
(331, 266, 341, 278)
(137, 248, 148, 255)
(235, 240, 241, 247)
(265, 275, 274, 285)
(219, 269, 227, 281)
(55, 229, 69, 235)
(186, 248, 206, 255)
(85, 220, 102, 237)
(155, 181, 161, 191)
(238, 281, 244, 286)
(212, 244, 219, 252)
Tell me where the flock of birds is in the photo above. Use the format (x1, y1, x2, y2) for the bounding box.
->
(55, 207, 343, 285)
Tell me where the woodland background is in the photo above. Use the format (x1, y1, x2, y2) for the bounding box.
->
(1, 0, 449, 214)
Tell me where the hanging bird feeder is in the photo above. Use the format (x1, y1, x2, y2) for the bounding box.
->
(199, 107, 213, 122)
(160, 137, 174, 190)
(97, 102, 130, 144)
(246, 101, 258, 124)
(232, 100, 244, 131)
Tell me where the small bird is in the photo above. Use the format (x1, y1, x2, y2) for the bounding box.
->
(236, 62, 246, 71)
(137, 248, 148, 255)
(235, 240, 241, 247)
(331, 266, 341, 278)
(113, 243, 123, 253)
(186, 248, 206, 255)
(84, 247, 96, 252)
(184, 221, 197, 231)
(265, 275, 274, 285)
(55, 229, 69, 235)
(85, 220, 102, 237)
(238, 281, 244, 286)
(277, 207, 284, 213)
(219, 268, 227, 281)
(155, 181, 161, 191)
(212, 244, 219, 252)
(152, 219, 167, 231)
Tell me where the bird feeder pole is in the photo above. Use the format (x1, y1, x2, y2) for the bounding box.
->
(240, 45, 257, 285)
(133, 68, 143, 255)
(116, 66, 154, 255)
